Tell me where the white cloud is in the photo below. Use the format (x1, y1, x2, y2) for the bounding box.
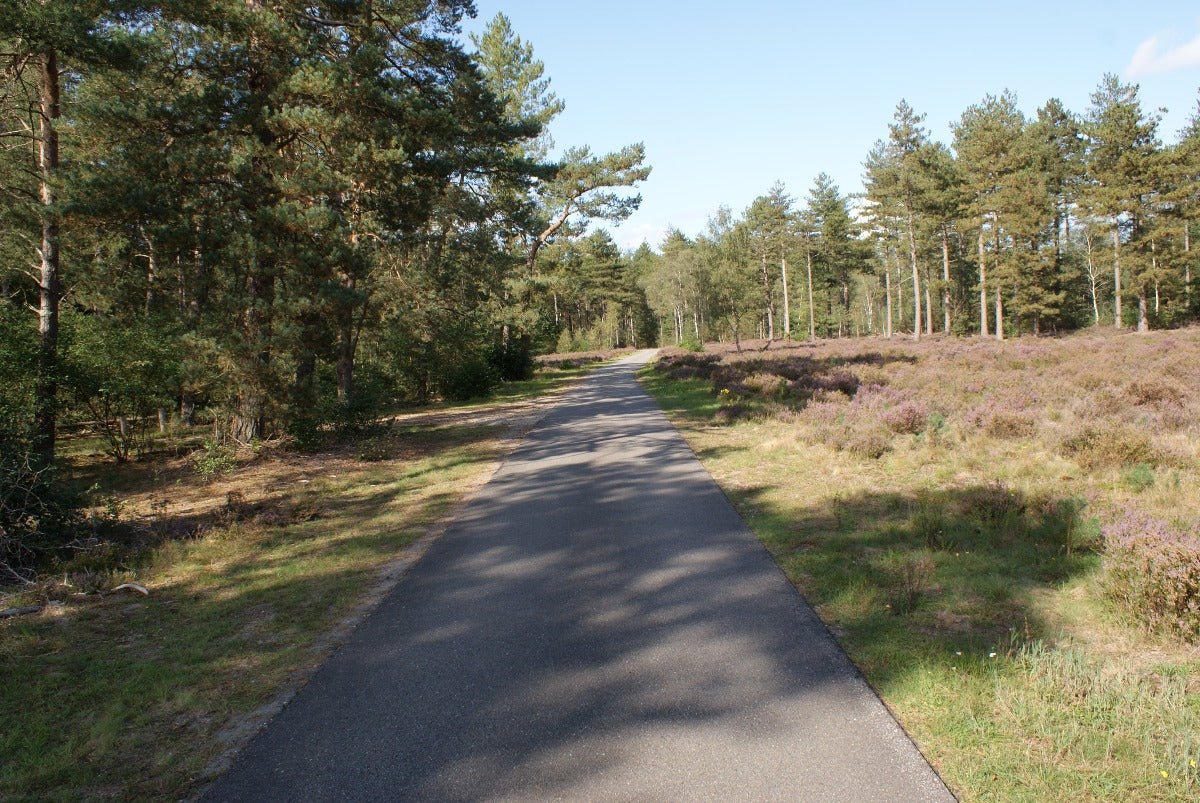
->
(1127, 28, 1200, 78)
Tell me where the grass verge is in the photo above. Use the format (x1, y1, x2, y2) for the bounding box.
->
(640, 360, 1200, 803)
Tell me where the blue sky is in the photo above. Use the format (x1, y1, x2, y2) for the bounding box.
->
(460, 2, 1200, 251)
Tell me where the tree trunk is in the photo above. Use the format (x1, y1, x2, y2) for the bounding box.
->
(35, 48, 61, 466)
(1085, 230, 1101, 326)
(232, 8, 276, 443)
(907, 212, 921, 341)
(978, 227, 988, 337)
(780, 256, 791, 339)
(868, 280, 878, 333)
(180, 395, 196, 427)
(942, 227, 952, 334)
(158, 408, 169, 433)
(1185, 223, 1192, 303)
(141, 226, 159, 314)
(1112, 226, 1123, 328)
(805, 247, 816, 340)
(994, 286, 1004, 341)
(884, 268, 893, 339)
(923, 263, 933, 336)
(761, 254, 774, 347)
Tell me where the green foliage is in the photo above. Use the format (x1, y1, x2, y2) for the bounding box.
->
(1121, 463, 1156, 493)
(489, 339, 535, 383)
(62, 313, 178, 462)
(190, 441, 235, 481)
(679, 334, 704, 352)
(443, 352, 500, 401)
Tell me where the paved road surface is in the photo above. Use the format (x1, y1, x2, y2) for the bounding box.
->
(205, 351, 954, 802)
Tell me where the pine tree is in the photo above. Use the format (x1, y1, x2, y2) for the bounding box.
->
(864, 100, 929, 340)
(1081, 74, 1162, 332)
(0, 0, 143, 462)
(953, 91, 1025, 338)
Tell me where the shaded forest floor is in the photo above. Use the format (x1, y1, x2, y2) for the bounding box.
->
(642, 328, 1200, 802)
(0, 358, 608, 800)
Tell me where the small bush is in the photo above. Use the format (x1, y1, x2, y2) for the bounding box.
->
(191, 441, 236, 481)
(961, 482, 1027, 538)
(489, 339, 534, 382)
(1120, 463, 1155, 493)
(742, 372, 787, 399)
(679, 334, 705, 352)
(884, 549, 936, 614)
(441, 352, 499, 401)
(1104, 512, 1200, 640)
(1061, 424, 1162, 469)
(713, 403, 752, 424)
(911, 496, 949, 549)
(1123, 377, 1184, 407)
(843, 425, 893, 459)
(882, 399, 931, 434)
(965, 397, 1037, 439)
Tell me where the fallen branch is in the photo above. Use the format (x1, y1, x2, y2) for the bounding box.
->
(0, 605, 43, 619)
(109, 583, 149, 596)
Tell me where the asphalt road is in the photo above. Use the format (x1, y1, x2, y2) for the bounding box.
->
(204, 350, 954, 802)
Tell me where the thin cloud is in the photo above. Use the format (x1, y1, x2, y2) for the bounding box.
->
(1127, 29, 1200, 78)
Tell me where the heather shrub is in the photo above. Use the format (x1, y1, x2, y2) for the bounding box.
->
(964, 396, 1038, 439)
(882, 399, 932, 435)
(742, 372, 788, 399)
(1060, 424, 1162, 469)
(960, 482, 1026, 537)
(713, 403, 753, 424)
(809, 368, 860, 396)
(842, 424, 893, 459)
(1104, 513, 1200, 640)
(1123, 377, 1184, 407)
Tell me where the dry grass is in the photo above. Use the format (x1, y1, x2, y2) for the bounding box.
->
(644, 328, 1200, 802)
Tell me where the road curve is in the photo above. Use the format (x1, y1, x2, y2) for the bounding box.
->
(204, 350, 954, 802)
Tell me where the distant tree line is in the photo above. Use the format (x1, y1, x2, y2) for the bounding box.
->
(636, 76, 1200, 346)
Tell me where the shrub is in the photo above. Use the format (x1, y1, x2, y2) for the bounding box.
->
(63, 313, 179, 462)
(191, 441, 237, 481)
(679, 334, 705, 352)
(742, 372, 787, 399)
(489, 338, 534, 382)
(883, 549, 936, 614)
(842, 425, 893, 459)
(1060, 424, 1162, 469)
(911, 495, 949, 549)
(964, 397, 1037, 439)
(1104, 512, 1200, 640)
(882, 399, 932, 435)
(440, 351, 499, 401)
(961, 482, 1027, 538)
(1120, 463, 1155, 493)
(0, 441, 78, 579)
